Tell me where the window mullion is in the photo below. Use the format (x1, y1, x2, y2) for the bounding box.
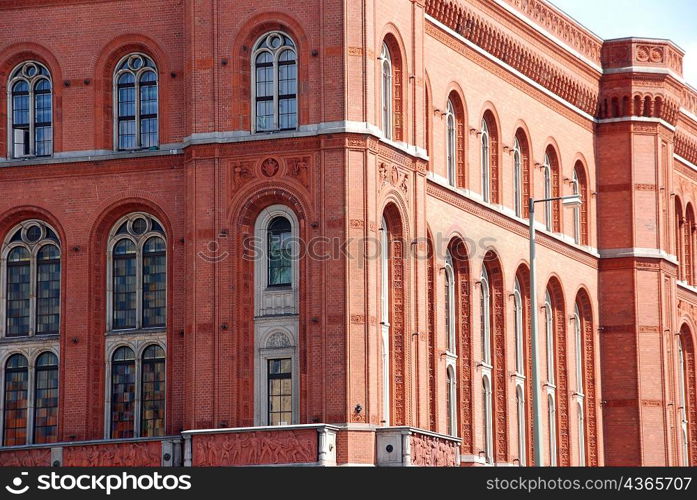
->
(136, 244, 143, 330)
(134, 355, 141, 438)
(135, 74, 141, 149)
(30, 254, 37, 336)
(273, 57, 279, 130)
(26, 364, 35, 445)
(29, 86, 35, 156)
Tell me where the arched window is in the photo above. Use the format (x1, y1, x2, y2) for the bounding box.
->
(513, 278, 524, 374)
(445, 252, 455, 353)
(481, 119, 490, 202)
(678, 337, 690, 466)
(513, 137, 522, 217)
(253, 31, 297, 132)
(108, 213, 166, 331)
(573, 163, 589, 245)
(685, 205, 695, 285)
(33, 351, 58, 444)
(380, 217, 390, 424)
(114, 53, 158, 150)
(141, 344, 165, 437)
(571, 170, 581, 244)
(577, 401, 586, 466)
(676, 199, 685, 281)
(573, 304, 583, 394)
(447, 367, 456, 436)
(543, 154, 552, 231)
(381, 43, 393, 140)
(9, 61, 52, 158)
(2, 354, 28, 445)
(2, 220, 61, 338)
(446, 99, 456, 186)
(480, 266, 491, 364)
(267, 217, 292, 287)
(544, 290, 555, 385)
(548, 394, 557, 466)
(483, 375, 493, 463)
(110, 346, 136, 438)
(517, 385, 526, 465)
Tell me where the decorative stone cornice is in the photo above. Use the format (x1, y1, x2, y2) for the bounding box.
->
(498, 0, 602, 64)
(675, 131, 697, 167)
(424, 0, 599, 116)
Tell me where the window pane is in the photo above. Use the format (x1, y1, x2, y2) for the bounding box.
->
(140, 117, 158, 149)
(113, 239, 137, 329)
(34, 352, 59, 444)
(6, 247, 31, 337)
(36, 245, 60, 335)
(267, 217, 292, 286)
(3, 355, 28, 446)
(256, 100, 273, 131)
(12, 92, 29, 126)
(111, 348, 136, 438)
(279, 98, 296, 130)
(268, 358, 292, 425)
(143, 237, 166, 328)
(118, 86, 135, 118)
(141, 345, 165, 437)
(118, 119, 136, 150)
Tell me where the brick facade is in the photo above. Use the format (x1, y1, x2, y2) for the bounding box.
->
(0, 0, 694, 466)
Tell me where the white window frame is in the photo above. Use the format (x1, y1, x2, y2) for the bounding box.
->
(447, 365, 457, 437)
(103, 337, 166, 439)
(251, 31, 298, 133)
(480, 266, 491, 365)
(446, 99, 456, 186)
(572, 170, 581, 244)
(481, 119, 490, 202)
(380, 43, 393, 140)
(577, 400, 586, 466)
(544, 290, 555, 386)
(112, 53, 159, 151)
(483, 374, 493, 464)
(0, 346, 59, 446)
(0, 220, 61, 339)
(445, 252, 456, 355)
(7, 61, 53, 159)
(678, 337, 690, 466)
(255, 329, 299, 426)
(543, 154, 552, 231)
(513, 137, 522, 217)
(516, 384, 526, 466)
(513, 278, 524, 374)
(380, 217, 390, 425)
(548, 393, 557, 466)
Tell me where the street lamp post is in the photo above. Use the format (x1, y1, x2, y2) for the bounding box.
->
(528, 194, 581, 466)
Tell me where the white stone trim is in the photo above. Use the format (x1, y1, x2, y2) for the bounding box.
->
(604, 66, 684, 82)
(675, 153, 697, 173)
(596, 115, 677, 132)
(598, 247, 678, 264)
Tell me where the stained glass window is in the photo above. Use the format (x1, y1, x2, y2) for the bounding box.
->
(253, 32, 297, 132)
(110, 347, 136, 439)
(267, 217, 292, 287)
(141, 345, 165, 437)
(143, 237, 166, 328)
(3, 354, 28, 446)
(9, 61, 52, 158)
(115, 54, 158, 150)
(36, 245, 60, 335)
(6, 247, 30, 337)
(267, 358, 292, 425)
(33, 352, 58, 444)
(112, 239, 137, 329)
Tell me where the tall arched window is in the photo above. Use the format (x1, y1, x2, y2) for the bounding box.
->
(577, 401, 586, 466)
(110, 346, 136, 438)
(548, 394, 557, 466)
(253, 31, 297, 132)
(544, 290, 555, 385)
(2, 354, 28, 445)
(381, 43, 393, 140)
(543, 154, 552, 231)
(480, 266, 491, 364)
(481, 119, 490, 202)
(517, 385, 526, 465)
(573, 304, 583, 394)
(108, 213, 167, 331)
(8, 61, 52, 158)
(513, 137, 522, 217)
(678, 336, 690, 466)
(446, 99, 456, 186)
(447, 367, 456, 436)
(267, 217, 292, 287)
(685, 205, 695, 285)
(445, 252, 455, 353)
(483, 375, 493, 463)
(1, 351, 59, 446)
(513, 278, 524, 374)
(676, 199, 685, 281)
(114, 53, 158, 150)
(33, 351, 58, 444)
(573, 163, 589, 245)
(2, 220, 61, 338)
(380, 217, 390, 424)
(141, 344, 165, 437)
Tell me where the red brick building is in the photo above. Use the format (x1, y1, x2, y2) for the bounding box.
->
(0, 0, 695, 467)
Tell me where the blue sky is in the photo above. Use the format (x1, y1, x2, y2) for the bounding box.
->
(550, 0, 697, 86)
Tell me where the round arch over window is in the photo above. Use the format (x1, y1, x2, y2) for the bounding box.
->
(114, 53, 158, 150)
(252, 31, 298, 133)
(8, 61, 52, 158)
(107, 213, 167, 331)
(1, 220, 61, 338)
